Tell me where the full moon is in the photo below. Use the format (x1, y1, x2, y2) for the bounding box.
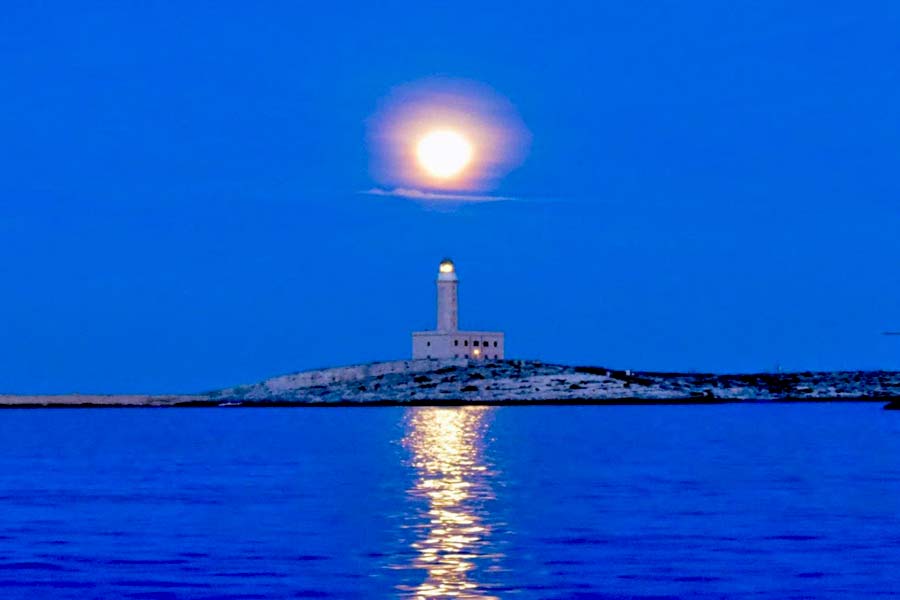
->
(415, 130, 473, 179)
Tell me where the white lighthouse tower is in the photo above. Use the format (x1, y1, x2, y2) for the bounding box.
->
(412, 258, 505, 360)
(436, 258, 458, 332)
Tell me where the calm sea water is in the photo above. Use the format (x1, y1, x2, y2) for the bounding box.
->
(0, 404, 898, 599)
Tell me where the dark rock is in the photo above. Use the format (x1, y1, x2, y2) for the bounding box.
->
(574, 366, 607, 376)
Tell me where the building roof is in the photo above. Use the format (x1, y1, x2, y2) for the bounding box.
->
(413, 330, 504, 336)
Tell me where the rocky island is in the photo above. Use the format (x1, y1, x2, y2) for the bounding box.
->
(2, 359, 898, 408)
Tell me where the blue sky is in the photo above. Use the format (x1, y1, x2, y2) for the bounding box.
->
(1, 2, 898, 393)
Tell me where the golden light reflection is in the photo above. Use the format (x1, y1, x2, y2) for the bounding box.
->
(397, 407, 501, 599)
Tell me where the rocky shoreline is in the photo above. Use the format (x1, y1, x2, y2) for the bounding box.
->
(1, 359, 899, 408)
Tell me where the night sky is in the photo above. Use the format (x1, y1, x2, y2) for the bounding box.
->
(2, 2, 898, 393)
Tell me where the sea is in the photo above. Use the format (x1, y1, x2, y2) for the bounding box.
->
(0, 404, 898, 599)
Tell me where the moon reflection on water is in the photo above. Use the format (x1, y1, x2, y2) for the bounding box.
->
(397, 407, 503, 599)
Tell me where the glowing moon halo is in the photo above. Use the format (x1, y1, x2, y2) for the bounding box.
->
(367, 78, 531, 195)
(416, 130, 473, 179)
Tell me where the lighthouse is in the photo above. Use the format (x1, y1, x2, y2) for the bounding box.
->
(436, 258, 458, 332)
(412, 259, 505, 360)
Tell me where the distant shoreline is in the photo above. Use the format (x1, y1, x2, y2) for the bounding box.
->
(2, 359, 898, 408)
(0, 397, 895, 409)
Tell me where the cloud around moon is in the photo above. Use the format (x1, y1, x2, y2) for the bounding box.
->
(366, 78, 531, 199)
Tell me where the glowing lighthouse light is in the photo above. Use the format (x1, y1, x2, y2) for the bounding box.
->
(416, 130, 473, 179)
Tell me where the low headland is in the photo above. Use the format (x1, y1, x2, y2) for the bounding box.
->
(1, 359, 898, 408)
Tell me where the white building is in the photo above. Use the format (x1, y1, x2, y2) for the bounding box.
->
(412, 259, 505, 360)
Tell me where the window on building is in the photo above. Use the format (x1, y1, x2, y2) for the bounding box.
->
(493, 341, 498, 347)
(473, 340, 479, 347)
(426, 341, 431, 347)
(454, 340, 459, 346)
(464, 340, 468, 346)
